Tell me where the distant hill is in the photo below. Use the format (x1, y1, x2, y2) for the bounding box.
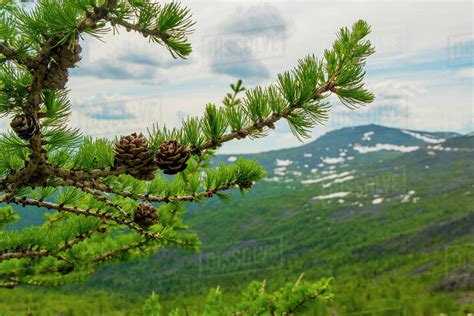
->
(72, 125, 474, 314)
(215, 124, 461, 175)
(4, 125, 474, 314)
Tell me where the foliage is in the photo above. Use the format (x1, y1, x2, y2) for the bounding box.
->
(143, 291, 161, 316)
(142, 276, 333, 316)
(1, 131, 472, 314)
(0, 2, 374, 313)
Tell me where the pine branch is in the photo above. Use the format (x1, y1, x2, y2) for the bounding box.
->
(0, 14, 374, 292)
(0, 228, 95, 262)
(0, 249, 47, 261)
(0, 42, 35, 68)
(79, 179, 250, 204)
(108, 1, 195, 58)
(92, 238, 149, 265)
(0, 195, 160, 239)
(80, 186, 129, 218)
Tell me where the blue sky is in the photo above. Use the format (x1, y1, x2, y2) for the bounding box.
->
(8, 0, 472, 154)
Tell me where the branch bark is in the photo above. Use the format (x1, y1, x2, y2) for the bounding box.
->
(0, 195, 161, 239)
(0, 42, 35, 68)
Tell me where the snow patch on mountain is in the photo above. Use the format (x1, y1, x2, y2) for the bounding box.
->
(301, 171, 354, 185)
(227, 156, 237, 162)
(362, 131, 374, 141)
(401, 190, 416, 203)
(275, 159, 293, 167)
(274, 167, 287, 176)
(322, 157, 345, 164)
(427, 145, 461, 152)
(372, 198, 384, 205)
(402, 130, 445, 144)
(353, 143, 419, 154)
(264, 177, 280, 182)
(322, 175, 355, 188)
(312, 192, 350, 200)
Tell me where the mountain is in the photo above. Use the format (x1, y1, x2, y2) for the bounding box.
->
(2, 125, 473, 315)
(215, 124, 461, 177)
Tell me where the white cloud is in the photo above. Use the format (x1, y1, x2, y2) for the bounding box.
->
(457, 67, 474, 78)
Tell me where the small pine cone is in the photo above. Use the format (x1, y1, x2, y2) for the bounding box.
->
(114, 133, 158, 180)
(10, 114, 39, 140)
(133, 203, 158, 228)
(239, 181, 253, 190)
(155, 140, 191, 175)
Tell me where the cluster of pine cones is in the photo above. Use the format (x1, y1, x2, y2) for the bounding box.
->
(114, 133, 191, 180)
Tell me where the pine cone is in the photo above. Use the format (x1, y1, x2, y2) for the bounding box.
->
(155, 140, 191, 175)
(43, 43, 81, 89)
(133, 204, 158, 228)
(10, 114, 39, 140)
(114, 133, 158, 180)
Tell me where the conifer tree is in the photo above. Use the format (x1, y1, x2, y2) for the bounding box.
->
(0, 0, 374, 295)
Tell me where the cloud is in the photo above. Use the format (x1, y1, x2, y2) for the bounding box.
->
(223, 4, 287, 36)
(118, 52, 186, 68)
(201, 4, 288, 82)
(71, 60, 155, 81)
(325, 79, 428, 130)
(119, 53, 162, 67)
(456, 67, 474, 78)
(76, 95, 137, 121)
(69, 94, 165, 138)
(210, 40, 270, 80)
(71, 32, 185, 83)
(447, 37, 473, 68)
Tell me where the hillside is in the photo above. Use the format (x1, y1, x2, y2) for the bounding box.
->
(1, 124, 473, 315)
(82, 125, 474, 313)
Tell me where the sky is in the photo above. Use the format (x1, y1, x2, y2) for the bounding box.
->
(3, 0, 474, 153)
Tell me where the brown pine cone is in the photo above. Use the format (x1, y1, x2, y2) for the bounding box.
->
(155, 140, 191, 175)
(114, 133, 158, 180)
(133, 204, 158, 228)
(10, 114, 39, 140)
